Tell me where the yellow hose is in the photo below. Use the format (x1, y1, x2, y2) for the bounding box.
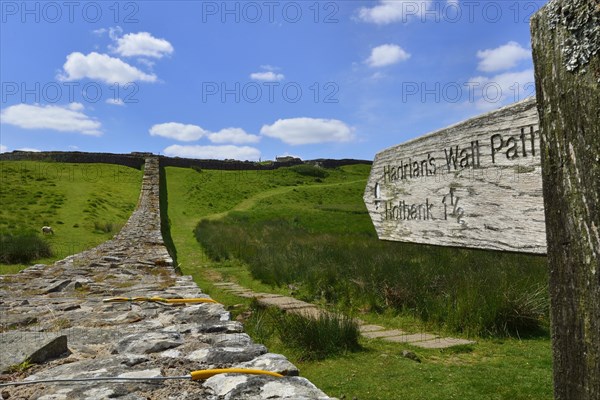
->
(0, 368, 284, 387)
(190, 368, 284, 380)
(103, 296, 218, 304)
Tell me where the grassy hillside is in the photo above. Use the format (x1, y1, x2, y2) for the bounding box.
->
(165, 164, 553, 400)
(0, 161, 142, 273)
(163, 164, 371, 269)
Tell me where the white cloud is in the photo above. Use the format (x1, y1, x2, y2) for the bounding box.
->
(468, 69, 535, 110)
(92, 28, 107, 36)
(358, 0, 431, 24)
(260, 117, 355, 145)
(1, 103, 102, 136)
(58, 52, 157, 84)
(250, 71, 285, 81)
(369, 71, 386, 81)
(149, 122, 208, 142)
(163, 145, 261, 161)
(0, 145, 7, 153)
(150, 123, 259, 144)
(16, 148, 41, 152)
(477, 41, 531, 72)
(106, 98, 125, 106)
(113, 32, 174, 58)
(137, 58, 156, 69)
(366, 44, 410, 67)
(208, 128, 260, 144)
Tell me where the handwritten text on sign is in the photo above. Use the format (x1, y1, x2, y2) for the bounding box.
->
(364, 98, 546, 254)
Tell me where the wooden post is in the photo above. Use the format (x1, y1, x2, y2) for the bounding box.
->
(531, 1, 600, 398)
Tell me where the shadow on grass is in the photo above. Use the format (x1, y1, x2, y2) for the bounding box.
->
(159, 165, 178, 270)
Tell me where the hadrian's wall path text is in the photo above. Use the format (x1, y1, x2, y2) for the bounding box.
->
(365, 97, 546, 254)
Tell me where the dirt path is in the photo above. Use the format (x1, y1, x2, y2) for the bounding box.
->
(205, 178, 365, 221)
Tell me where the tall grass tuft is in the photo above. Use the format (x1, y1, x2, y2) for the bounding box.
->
(195, 217, 550, 337)
(0, 231, 52, 264)
(93, 221, 116, 233)
(275, 312, 361, 361)
(245, 302, 361, 361)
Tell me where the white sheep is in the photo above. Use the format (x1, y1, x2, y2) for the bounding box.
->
(41, 226, 54, 235)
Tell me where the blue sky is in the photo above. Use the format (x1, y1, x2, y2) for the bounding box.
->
(0, 0, 546, 161)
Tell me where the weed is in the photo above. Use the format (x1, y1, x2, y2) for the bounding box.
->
(74, 284, 91, 297)
(6, 359, 34, 374)
(53, 318, 71, 330)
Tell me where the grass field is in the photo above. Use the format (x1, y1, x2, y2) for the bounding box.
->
(0, 161, 142, 274)
(164, 164, 553, 400)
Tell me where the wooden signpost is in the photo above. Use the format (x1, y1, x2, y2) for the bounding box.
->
(364, 0, 599, 398)
(531, 0, 600, 398)
(364, 97, 546, 254)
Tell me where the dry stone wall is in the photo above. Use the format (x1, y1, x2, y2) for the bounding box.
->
(0, 151, 371, 171)
(0, 157, 332, 400)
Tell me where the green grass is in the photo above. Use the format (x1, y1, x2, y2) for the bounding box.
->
(195, 218, 549, 337)
(245, 301, 362, 361)
(296, 337, 552, 400)
(0, 161, 142, 273)
(161, 164, 553, 399)
(288, 164, 330, 178)
(163, 164, 371, 269)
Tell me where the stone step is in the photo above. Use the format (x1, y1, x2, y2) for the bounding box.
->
(362, 329, 407, 339)
(228, 291, 255, 296)
(257, 297, 311, 308)
(381, 333, 439, 343)
(359, 324, 386, 333)
(411, 338, 476, 349)
(288, 307, 327, 319)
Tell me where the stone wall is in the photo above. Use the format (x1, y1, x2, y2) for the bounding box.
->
(0, 157, 332, 399)
(0, 151, 371, 171)
(0, 151, 146, 169)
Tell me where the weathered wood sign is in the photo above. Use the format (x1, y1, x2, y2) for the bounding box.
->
(364, 97, 546, 254)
